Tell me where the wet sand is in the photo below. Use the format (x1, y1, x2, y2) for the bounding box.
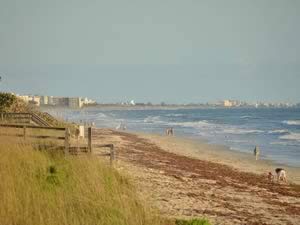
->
(92, 129, 300, 225)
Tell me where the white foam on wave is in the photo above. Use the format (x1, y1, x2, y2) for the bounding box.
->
(268, 129, 290, 134)
(92, 113, 110, 122)
(169, 120, 215, 129)
(143, 116, 164, 124)
(282, 120, 300, 126)
(228, 139, 250, 144)
(95, 112, 108, 118)
(270, 141, 297, 146)
(166, 113, 184, 117)
(222, 128, 264, 135)
(240, 115, 253, 119)
(279, 132, 300, 142)
(169, 120, 265, 136)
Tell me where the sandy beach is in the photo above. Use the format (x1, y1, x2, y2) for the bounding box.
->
(139, 133, 300, 185)
(91, 129, 300, 225)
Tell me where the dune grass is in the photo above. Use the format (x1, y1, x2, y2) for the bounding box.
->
(175, 218, 211, 225)
(0, 139, 168, 225)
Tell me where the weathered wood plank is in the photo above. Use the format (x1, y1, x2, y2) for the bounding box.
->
(23, 126, 26, 140)
(110, 144, 115, 165)
(64, 128, 70, 154)
(0, 133, 65, 140)
(93, 144, 114, 148)
(88, 127, 92, 153)
(0, 124, 65, 130)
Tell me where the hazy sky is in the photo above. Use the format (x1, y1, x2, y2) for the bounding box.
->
(0, 0, 299, 103)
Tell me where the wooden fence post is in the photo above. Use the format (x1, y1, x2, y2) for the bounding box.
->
(88, 127, 92, 153)
(64, 128, 70, 155)
(110, 144, 115, 165)
(23, 126, 26, 140)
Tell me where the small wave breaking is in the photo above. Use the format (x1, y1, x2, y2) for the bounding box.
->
(282, 120, 300, 126)
(143, 116, 164, 124)
(268, 130, 290, 134)
(222, 128, 264, 135)
(169, 120, 215, 129)
(279, 132, 300, 142)
(166, 113, 184, 117)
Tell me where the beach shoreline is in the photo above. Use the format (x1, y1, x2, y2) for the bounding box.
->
(45, 107, 300, 168)
(91, 128, 300, 225)
(135, 131, 300, 184)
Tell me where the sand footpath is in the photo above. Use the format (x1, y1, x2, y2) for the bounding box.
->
(92, 129, 300, 225)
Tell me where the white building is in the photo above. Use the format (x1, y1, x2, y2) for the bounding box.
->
(40, 96, 49, 105)
(130, 100, 136, 105)
(16, 95, 40, 106)
(83, 97, 96, 105)
(17, 95, 30, 103)
(68, 97, 83, 108)
(48, 96, 54, 105)
(223, 100, 233, 107)
(32, 96, 41, 106)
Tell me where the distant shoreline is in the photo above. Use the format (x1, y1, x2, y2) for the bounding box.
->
(40, 105, 300, 111)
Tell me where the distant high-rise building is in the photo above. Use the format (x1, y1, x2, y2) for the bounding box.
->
(68, 97, 83, 108)
(48, 96, 54, 105)
(16, 95, 29, 103)
(31, 96, 41, 106)
(40, 96, 48, 105)
(52, 97, 68, 106)
(223, 100, 233, 107)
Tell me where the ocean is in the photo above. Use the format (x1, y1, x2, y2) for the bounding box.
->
(45, 107, 300, 167)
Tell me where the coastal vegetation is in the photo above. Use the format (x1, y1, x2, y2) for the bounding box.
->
(175, 219, 211, 225)
(0, 92, 24, 112)
(0, 139, 168, 225)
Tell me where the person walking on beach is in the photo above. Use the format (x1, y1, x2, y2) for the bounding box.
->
(254, 145, 260, 161)
(165, 127, 174, 136)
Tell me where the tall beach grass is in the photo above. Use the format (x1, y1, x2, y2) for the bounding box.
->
(0, 138, 167, 225)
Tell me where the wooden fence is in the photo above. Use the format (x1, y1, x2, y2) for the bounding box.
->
(0, 112, 51, 127)
(0, 124, 116, 164)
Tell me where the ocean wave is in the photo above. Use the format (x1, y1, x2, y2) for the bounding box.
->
(95, 112, 108, 118)
(169, 120, 215, 128)
(229, 146, 245, 151)
(227, 139, 250, 143)
(222, 128, 264, 135)
(282, 120, 300, 126)
(268, 129, 290, 134)
(279, 132, 300, 142)
(240, 116, 253, 119)
(169, 120, 265, 136)
(270, 141, 298, 146)
(165, 113, 184, 117)
(143, 116, 164, 124)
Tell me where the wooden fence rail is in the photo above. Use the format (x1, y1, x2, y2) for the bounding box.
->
(0, 123, 65, 130)
(0, 112, 51, 127)
(0, 123, 67, 143)
(0, 124, 115, 164)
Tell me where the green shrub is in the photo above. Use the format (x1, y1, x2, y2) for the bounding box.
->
(0, 92, 17, 112)
(175, 218, 212, 225)
(0, 92, 29, 113)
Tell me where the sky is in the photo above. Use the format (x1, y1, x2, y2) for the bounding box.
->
(0, 0, 299, 103)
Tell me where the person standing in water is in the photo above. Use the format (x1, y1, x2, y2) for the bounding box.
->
(254, 145, 260, 161)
